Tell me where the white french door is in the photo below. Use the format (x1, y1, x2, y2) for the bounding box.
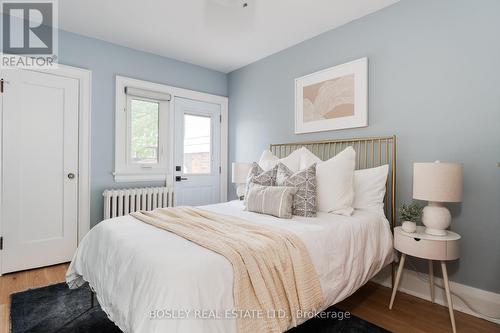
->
(0, 69, 79, 274)
(173, 97, 221, 206)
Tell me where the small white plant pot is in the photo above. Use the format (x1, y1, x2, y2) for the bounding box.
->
(402, 221, 417, 233)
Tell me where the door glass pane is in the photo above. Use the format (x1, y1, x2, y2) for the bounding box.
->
(183, 114, 211, 174)
(130, 99, 159, 164)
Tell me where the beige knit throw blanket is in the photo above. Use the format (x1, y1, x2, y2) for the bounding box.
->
(130, 206, 325, 333)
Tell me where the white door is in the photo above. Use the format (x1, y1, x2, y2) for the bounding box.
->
(174, 97, 221, 206)
(1, 69, 79, 274)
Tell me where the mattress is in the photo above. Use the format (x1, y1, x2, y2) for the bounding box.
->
(66, 200, 394, 333)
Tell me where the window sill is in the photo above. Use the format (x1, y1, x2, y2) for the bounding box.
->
(113, 171, 167, 183)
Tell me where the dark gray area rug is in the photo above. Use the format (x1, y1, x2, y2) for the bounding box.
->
(11, 283, 390, 333)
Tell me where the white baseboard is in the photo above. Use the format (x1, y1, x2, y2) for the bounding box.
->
(371, 265, 500, 324)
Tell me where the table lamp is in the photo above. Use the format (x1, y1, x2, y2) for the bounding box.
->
(232, 162, 252, 200)
(413, 161, 463, 235)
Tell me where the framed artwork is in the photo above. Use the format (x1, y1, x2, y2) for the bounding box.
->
(295, 57, 368, 134)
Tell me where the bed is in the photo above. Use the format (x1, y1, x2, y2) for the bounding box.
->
(67, 136, 397, 333)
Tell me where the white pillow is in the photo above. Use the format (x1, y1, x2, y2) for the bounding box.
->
(316, 147, 356, 216)
(300, 148, 321, 170)
(353, 165, 389, 211)
(258, 148, 302, 172)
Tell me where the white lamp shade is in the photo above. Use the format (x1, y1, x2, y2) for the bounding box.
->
(232, 162, 252, 184)
(413, 162, 463, 202)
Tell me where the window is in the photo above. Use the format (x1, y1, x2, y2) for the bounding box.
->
(114, 76, 228, 192)
(183, 114, 211, 174)
(114, 79, 170, 182)
(130, 99, 159, 165)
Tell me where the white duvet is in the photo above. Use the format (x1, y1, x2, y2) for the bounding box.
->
(67, 201, 393, 333)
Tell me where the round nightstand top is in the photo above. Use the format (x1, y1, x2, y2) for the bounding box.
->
(395, 226, 461, 241)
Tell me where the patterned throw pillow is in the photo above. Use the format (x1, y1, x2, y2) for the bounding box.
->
(244, 162, 277, 203)
(276, 163, 317, 217)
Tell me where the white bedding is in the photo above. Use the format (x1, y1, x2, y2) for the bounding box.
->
(67, 201, 394, 333)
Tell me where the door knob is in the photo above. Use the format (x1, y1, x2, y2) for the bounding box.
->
(67, 173, 76, 179)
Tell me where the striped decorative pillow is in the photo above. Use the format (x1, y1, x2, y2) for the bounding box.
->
(246, 185, 297, 219)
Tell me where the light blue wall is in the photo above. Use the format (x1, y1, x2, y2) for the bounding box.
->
(228, 0, 500, 293)
(57, 31, 228, 227)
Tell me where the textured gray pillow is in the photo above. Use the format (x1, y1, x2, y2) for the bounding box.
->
(246, 185, 297, 219)
(276, 163, 317, 217)
(244, 162, 277, 202)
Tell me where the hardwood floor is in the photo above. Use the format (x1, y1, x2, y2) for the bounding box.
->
(1, 264, 499, 333)
(336, 282, 500, 333)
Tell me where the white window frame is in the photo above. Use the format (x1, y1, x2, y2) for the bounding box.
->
(114, 76, 228, 204)
(114, 79, 170, 182)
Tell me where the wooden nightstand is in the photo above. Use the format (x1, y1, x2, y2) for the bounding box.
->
(389, 226, 461, 333)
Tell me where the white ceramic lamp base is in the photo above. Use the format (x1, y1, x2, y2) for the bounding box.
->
(422, 202, 451, 236)
(236, 184, 246, 200)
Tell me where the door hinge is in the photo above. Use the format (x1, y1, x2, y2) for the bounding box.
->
(220, 115, 222, 123)
(1, 79, 4, 93)
(219, 166, 221, 174)
(0, 236, 3, 250)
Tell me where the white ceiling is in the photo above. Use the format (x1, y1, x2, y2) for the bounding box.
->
(59, 0, 398, 73)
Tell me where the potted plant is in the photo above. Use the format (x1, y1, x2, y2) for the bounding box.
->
(398, 203, 423, 233)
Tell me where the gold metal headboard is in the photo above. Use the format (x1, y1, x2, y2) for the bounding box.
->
(270, 135, 397, 232)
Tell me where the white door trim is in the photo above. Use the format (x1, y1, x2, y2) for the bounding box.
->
(115, 76, 228, 202)
(0, 64, 91, 274)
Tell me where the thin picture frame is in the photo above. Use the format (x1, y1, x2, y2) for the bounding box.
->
(295, 57, 368, 134)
